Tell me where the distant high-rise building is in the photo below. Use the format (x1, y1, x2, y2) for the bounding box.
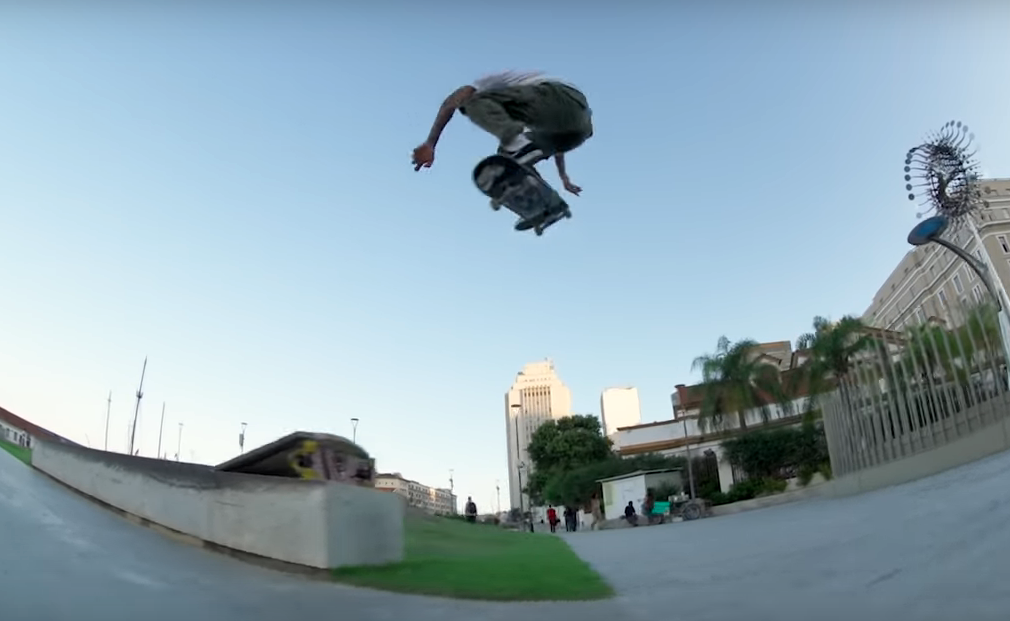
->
(505, 359, 572, 511)
(600, 386, 642, 437)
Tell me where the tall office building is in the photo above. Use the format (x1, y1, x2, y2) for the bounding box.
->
(505, 359, 572, 511)
(600, 386, 642, 437)
(863, 179, 1010, 330)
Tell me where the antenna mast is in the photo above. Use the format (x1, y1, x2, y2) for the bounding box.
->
(127, 357, 148, 456)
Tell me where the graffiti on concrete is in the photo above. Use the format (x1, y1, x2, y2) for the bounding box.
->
(288, 439, 375, 486)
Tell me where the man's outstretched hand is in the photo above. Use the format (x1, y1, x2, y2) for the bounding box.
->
(561, 177, 582, 196)
(412, 143, 435, 171)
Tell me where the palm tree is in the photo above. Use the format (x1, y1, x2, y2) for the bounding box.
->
(958, 302, 1003, 365)
(794, 315, 872, 419)
(691, 336, 785, 433)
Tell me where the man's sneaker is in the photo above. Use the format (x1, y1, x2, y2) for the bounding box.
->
(500, 133, 546, 167)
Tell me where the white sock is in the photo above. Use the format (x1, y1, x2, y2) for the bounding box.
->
(502, 133, 531, 152)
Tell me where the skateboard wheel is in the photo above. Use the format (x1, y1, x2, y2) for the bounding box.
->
(534, 225, 545, 236)
(564, 209, 572, 219)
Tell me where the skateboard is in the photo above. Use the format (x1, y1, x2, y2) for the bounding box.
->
(472, 154, 572, 237)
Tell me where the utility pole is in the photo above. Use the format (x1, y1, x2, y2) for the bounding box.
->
(104, 391, 112, 451)
(128, 357, 147, 456)
(495, 479, 501, 515)
(239, 422, 247, 454)
(156, 402, 166, 459)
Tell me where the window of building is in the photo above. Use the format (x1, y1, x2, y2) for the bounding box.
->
(915, 307, 927, 324)
(938, 290, 948, 307)
(999, 235, 1010, 254)
(973, 284, 985, 304)
(953, 273, 964, 294)
(968, 251, 982, 280)
(1003, 209, 1010, 220)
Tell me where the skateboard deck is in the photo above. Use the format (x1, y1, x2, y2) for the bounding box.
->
(472, 154, 572, 236)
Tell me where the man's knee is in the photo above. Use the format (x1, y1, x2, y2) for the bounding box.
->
(532, 126, 592, 156)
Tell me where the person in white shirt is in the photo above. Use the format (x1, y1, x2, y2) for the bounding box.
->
(411, 70, 593, 196)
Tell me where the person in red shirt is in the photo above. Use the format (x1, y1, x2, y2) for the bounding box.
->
(546, 505, 559, 533)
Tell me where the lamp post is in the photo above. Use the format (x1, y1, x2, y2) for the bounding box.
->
(682, 418, 697, 499)
(176, 422, 183, 462)
(904, 120, 1010, 383)
(518, 462, 534, 532)
(449, 469, 455, 515)
(350, 417, 359, 444)
(239, 422, 248, 454)
(104, 391, 111, 452)
(510, 403, 525, 519)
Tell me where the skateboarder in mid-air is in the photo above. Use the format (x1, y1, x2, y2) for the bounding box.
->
(411, 70, 593, 196)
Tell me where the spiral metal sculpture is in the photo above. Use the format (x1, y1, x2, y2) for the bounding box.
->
(904, 120, 991, 227)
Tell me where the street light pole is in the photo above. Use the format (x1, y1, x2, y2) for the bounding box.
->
(350, 417, 359, 444)
(449, 469, 455, 515)
(682, 418, 697, 499)
(510, 403, 524, 518)
(239, 422, 248, 454)
(176, 422, 183, 462)
(104, 391, 112, 452)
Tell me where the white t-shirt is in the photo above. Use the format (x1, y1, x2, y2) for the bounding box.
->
(472, 70, 571, 92)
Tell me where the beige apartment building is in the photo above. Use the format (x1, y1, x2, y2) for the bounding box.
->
(863, 179, 1010, 330)
(374, 472, 455, 515)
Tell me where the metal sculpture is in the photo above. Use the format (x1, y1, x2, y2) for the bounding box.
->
(902, 121, 1010, 385)
(904, 120, 990, 227)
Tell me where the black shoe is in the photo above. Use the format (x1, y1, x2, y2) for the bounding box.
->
(501, 137, 546, 167)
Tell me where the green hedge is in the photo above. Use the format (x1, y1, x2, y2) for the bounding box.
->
(709, 423, 832, 505)
(721, 423, 830, 480)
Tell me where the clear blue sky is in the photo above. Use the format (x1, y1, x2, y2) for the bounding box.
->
(1, 4, 1008, 512)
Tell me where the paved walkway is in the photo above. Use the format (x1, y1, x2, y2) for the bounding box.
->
(8, 445, 1010, 621)
(0, 450, 630, 621)
(563, 447, 1010, 621)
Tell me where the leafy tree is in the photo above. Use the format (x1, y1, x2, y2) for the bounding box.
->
(794, 315, 872, 418)
(526, 415, 613, 471)
(525, 415, 613, 505)
(539, 453, 686, 509)
(524, 415, 689, 508)
(957, 301, 1003, 366)
(721, 425, 829, 482)
(691, 336, 786, 432)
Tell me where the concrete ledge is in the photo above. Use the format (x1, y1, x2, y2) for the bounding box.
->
(32, 438, 404, 570)
(710, 483, 836, 517)
(32, 465, 330, 578)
